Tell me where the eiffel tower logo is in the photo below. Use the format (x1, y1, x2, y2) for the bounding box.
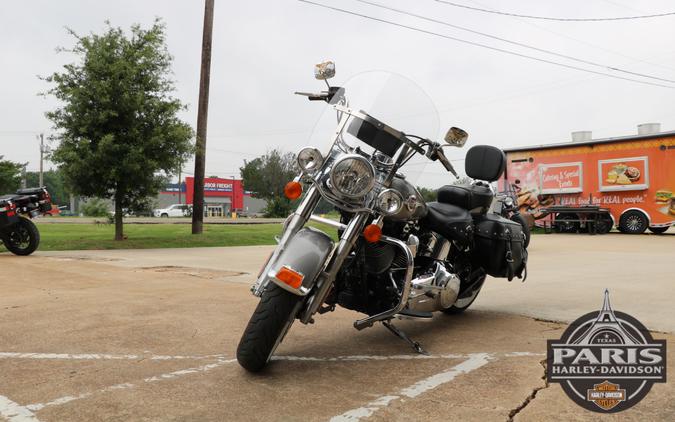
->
(572, 289, 642, 346)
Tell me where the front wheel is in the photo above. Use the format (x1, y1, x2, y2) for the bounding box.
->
(2, 218, 40, 256)
(237, 283, 303, 372)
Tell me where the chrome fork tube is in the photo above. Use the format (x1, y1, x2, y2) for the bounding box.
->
(251, 185, 321, 296)
(300, 211, 370, 323)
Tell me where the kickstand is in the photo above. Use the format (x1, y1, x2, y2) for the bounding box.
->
(382, 320, 429, 355)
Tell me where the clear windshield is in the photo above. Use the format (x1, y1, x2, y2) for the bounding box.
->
(308, 70, 446, 190)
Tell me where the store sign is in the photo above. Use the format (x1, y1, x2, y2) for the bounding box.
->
(598, 157, 649, 192)
(164, 183, 186, 193)
(539, 162, 583, 194)
(204, 182, 233, 192)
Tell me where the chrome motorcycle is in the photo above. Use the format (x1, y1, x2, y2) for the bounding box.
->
(237, 63, 527, 372)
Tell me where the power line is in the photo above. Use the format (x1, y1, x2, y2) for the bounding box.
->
(464, 0, 675, 73)
(297, 0, 675, 89)
(433, 0, 675, 22)
(354, 0, 675, 84)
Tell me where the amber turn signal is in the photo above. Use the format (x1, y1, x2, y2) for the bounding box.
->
(284, 181, 303, 200)
(275, 266, 304, 289)
(363, 224, 382, 243)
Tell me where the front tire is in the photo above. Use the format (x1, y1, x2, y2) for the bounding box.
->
(3, 218, 40, 256)
(237, 283, 303, 372)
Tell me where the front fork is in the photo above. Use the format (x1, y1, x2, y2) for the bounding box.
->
(250, 183, 372, 324)
(251, 185, 322, 297)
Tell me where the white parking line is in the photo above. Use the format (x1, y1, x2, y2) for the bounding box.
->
(0, 395, 41, 422)
(1, 350, 541, 418)
(0, 352, 226, 361)
(24, 358, 236, 412)
(329, 353, 492, 421)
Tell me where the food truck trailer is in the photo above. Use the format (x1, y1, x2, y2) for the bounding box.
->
(502, 124, 675, 234)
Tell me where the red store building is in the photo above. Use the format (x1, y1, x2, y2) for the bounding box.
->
(158, 176, 265, 217)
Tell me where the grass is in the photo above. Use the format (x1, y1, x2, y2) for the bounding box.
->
(0, 221, 339, 252)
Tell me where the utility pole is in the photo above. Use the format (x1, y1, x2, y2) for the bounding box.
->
(38, 133, 45, 186)
(191, 0, 215, 234)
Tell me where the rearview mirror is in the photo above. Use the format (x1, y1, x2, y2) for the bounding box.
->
(444, 127, 468, 147)
(314, 61, 335, 80)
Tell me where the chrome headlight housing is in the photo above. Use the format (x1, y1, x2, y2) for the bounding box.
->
(297, 147, 324, 173)
(329, 155, 375, 199)
(377, 189, 403, 215)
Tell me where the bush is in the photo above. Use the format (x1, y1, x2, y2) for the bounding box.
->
(80, 198, 111, 217)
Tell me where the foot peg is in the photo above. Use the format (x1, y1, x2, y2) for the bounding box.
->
(382, 320, 428, 355)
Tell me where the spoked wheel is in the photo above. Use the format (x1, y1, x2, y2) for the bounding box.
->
(237, 283, 304, 372)
(2, 218, 40, 256)
(442, 275, 486, 315)
(618, 210, 648, 234)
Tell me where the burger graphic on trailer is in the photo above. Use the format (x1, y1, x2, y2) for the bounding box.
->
(502, 124, 674, 234)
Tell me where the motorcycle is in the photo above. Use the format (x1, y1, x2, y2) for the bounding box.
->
(237, 63, 528, 372)
(0, 187, 51, 255)
(493, 179, 531, 248)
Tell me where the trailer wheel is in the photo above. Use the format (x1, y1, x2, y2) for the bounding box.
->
(595, 214, 614, 234)
(618, 210, 648, 234)
(648, 226, 670, 234)
(554, 213, 579, 233)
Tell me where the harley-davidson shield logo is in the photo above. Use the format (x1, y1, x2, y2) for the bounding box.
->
(586, 381, 626, 411)
(547, 290, 667, 413)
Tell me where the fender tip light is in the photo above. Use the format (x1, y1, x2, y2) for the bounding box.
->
(275, 266, 304, 289)
(284, 181, 303, 200)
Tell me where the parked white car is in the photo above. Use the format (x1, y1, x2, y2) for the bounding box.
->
(153, 204, 191, 218)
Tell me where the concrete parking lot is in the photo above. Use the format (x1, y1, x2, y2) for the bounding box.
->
(1, 233, 673, 421)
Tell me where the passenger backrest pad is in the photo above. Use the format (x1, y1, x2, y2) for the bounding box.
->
(465, 145, 506, 182)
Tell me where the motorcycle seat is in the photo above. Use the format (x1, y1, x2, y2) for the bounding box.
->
(437, 184, 493, 214)
(422, 202, 473, 244)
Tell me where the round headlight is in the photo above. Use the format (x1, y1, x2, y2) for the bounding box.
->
(504, 196, 514, 207)
(297, 147, 324, 173)
(377, 189, 403, 215)
(329, 155, 375, 198)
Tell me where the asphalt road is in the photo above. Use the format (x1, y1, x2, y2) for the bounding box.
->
(1, 233, 673, 421)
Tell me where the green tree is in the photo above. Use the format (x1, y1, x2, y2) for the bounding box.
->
(417, 186, 437, 203)
(45, 20, 193, 240)
(80, 198, 110, 217)
(240, 149, 297, 217)
(0, 156, 23, 193)
(25, 169, 68, 206)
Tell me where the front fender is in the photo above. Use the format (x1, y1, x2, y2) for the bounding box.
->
(267, 227, 334, 296)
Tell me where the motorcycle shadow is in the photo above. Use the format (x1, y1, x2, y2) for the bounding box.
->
(274, 309, 525, 364)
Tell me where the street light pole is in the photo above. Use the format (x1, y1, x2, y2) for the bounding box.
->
(192, 0, 215, 234)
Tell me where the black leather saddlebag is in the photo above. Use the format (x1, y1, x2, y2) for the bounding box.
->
(472, 214, 527, 281)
